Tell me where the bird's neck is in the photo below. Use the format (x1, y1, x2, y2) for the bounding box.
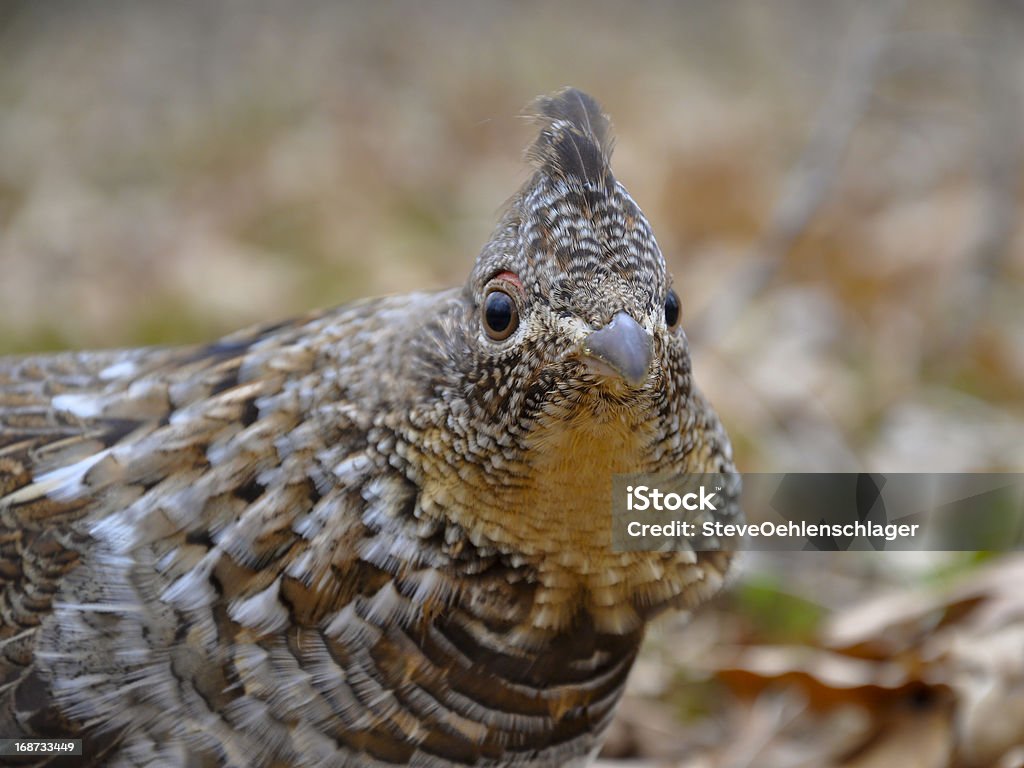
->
(410, 402, 713, 635)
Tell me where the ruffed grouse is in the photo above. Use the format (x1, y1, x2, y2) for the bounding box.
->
(0, 89, 737, 767)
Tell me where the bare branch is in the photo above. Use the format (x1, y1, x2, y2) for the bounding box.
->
(931, 0, 1023, 360)
(690, 0, 907, 347)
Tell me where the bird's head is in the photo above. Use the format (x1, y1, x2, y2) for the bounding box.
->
(452, 89, 691, 442)
(401, 89, 730, 536)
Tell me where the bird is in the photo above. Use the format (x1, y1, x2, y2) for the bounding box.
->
(0, 88, 738, 767)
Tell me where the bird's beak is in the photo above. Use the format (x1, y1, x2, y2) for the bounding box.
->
(579, 311, 653, 387)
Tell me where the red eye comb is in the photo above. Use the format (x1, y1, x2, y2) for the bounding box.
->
(494, 271, 523, 293)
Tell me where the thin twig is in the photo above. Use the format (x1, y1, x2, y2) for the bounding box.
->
(690, 0, 906, 347)
(930, 0, 1022, 361)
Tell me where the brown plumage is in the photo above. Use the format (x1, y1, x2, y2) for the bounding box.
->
(0, 89, 738, 767)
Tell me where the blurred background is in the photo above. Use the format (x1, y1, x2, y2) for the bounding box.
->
(1, 1, 1022, 765)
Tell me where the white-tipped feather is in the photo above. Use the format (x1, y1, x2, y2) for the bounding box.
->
(5, 448, 112, 503)
(52, 392, 106, 419)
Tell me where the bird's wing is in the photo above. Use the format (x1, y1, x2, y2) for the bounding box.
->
(0, 311, 445, 763)
(0, 346, 189, 748)
(0, 321, 341, 744)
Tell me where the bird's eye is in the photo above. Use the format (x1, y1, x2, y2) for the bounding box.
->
(664, 289, 681, 329)
(483, 289, 519, 340)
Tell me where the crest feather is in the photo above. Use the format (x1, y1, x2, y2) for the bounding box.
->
(527, 88, 614, 185)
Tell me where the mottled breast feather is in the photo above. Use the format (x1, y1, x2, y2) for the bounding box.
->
(0, 89, 738, 767)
